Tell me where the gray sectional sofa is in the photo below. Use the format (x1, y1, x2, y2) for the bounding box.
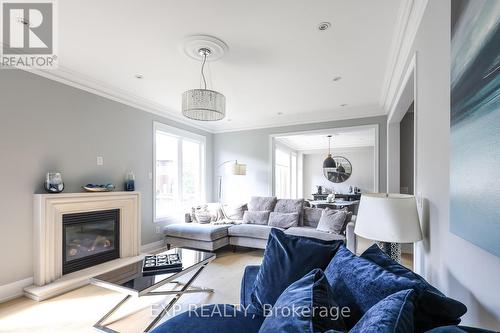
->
(164, 196, 357, 253)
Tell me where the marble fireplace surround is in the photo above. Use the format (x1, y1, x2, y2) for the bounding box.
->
(24, 192, 142, 301)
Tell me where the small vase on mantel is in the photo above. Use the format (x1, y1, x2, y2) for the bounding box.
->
(44, 172, 64, 193)
(124, 171, 135, 191)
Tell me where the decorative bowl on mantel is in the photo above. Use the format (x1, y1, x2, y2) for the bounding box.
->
(82, 184, 115, 192)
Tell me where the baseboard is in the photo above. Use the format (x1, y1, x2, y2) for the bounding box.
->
(141, 239, 166, 253)
(0, 277, 34, 303)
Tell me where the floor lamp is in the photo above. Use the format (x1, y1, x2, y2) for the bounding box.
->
(354, 193, 422, 263)
(217, 160, 247, 201)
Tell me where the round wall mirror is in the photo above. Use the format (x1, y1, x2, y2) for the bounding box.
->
(323, 156, 352, 183)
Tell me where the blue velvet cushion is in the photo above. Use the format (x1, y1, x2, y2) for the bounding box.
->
(241, 265, 261, 308)
(258, 269, 347, 333)
(251, 228, 343, 315)
(324, 245, 421, 328)
(349, 289, 415, 333)
(361, 244, 467, 331)
(150, 304, 264, 333)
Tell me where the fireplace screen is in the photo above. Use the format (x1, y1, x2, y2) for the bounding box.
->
(62, 209, 120, 274)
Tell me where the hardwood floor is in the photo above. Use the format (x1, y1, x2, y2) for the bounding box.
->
(0, 244, 415, 333)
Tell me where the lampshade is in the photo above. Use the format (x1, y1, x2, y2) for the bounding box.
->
(182, 89, 226, 121)
(231, 162, 247, 175)
(323, 154, 336, 168)
(354, 193, 422, 243)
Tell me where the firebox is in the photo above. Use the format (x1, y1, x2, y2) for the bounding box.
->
(62, 209, 120, 275)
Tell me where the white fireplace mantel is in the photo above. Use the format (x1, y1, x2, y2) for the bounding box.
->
(25, 191, 141, 301)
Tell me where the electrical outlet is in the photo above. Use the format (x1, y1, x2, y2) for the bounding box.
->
(155, 226, 161, 234)
(96, 156, 104, 166)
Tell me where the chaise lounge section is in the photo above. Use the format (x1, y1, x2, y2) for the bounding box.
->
(164, 196, 357, 252)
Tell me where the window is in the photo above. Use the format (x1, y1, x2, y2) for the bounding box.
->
(275, 146, 301, 199)
(275, 148, 291, 198)
(291, 152, 297, 199)
(154, 123, 205, 221)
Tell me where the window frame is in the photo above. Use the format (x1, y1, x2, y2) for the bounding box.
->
(153, 122, 206, 223)
(275, 144, 299, 199)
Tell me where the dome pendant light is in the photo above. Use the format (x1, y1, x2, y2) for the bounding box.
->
(323, 135, 337, 168)
(182, 48, 226, 121)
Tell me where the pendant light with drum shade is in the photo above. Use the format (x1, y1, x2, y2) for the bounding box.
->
(182, 48, 226, 121)
(323, 135, 336, 168)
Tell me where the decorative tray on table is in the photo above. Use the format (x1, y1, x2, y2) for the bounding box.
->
(142, 253, 183, 276)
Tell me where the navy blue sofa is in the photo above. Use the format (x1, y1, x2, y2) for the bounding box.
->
(151, 264, 494, 333)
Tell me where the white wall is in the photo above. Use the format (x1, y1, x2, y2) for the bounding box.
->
(391, 0, 500, 329)
(0, 70, 213, 289)
(302, 147, 375, 198)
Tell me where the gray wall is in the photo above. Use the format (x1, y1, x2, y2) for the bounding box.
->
(397, 0, 500, 328)
(213, 116, 387, 203)
(0, 70, 213, 286)
(400, 105, 414, 194)
(302, 147, 375, 198)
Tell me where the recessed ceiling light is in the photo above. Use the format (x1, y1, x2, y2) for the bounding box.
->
(277, 112, 284, 116)
(318, 22, 331, 31)
(227, 118, 232, 122)
(134, 74, 144, 79)
(333, 76, 342, 82)
(340, 104, 347, 107)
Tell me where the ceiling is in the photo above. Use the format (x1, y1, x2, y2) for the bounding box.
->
(42, 0, 402, 133)
(276, 126, 376, 151)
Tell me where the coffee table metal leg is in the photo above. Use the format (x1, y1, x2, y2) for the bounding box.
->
(93, 264, 212, 333)
(93, 295, 131, 333)
(143, 264, 209, 333)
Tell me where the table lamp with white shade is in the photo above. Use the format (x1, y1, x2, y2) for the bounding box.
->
(354, 193, 422, 262)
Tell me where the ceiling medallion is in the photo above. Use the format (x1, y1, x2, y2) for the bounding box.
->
(182, 35, 228, 61)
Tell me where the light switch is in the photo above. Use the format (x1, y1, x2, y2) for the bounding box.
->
(96, 156, 104, 166)
(148, 172, 153, 180)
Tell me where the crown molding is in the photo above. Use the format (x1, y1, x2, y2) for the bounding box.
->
(299, 146, 376, 155)
(210, 108, 386, 134)
(22, 66, 385, 135)
(21, 66, 215, 134)
(379, 0, 429, 112)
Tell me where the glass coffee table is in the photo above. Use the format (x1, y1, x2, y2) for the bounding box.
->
(90, 248, 216, 333)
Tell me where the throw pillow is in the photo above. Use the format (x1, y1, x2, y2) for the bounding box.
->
(242, 210, 270, 225)
(258, 269, 347, 333)
(341, 210, 353, 234)
(361, 244, 467, 332)
(303, 207, 323, 228)
(316, 208, 348, 234)
(324, 245, 420, 328)
(222, 203, 248, 220)
(250, 229, 343, 316)
(248, 196, 278, 211)
(268, 212, 299, 229)
(349, 289, 415, 333)
(274, 199, 304, 225)
(192, 203, 224, 224)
